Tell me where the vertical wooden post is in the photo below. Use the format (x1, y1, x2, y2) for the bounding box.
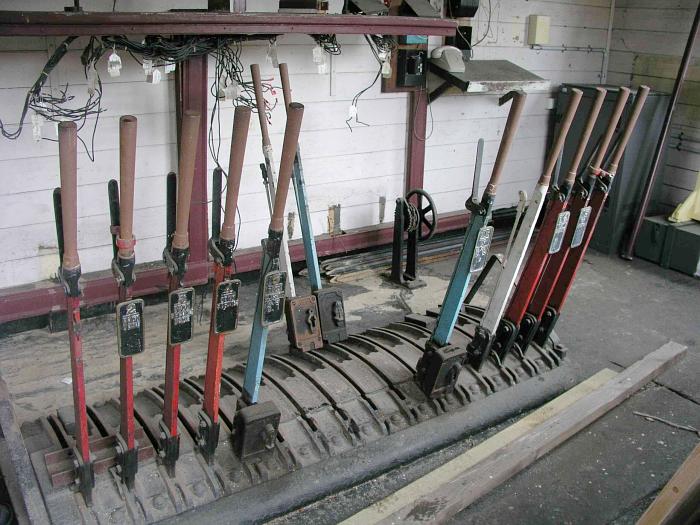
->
(405, 89, 428, 194)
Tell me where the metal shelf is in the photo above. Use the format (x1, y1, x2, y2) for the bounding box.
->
(428, 59, 550, 101)
(0, 11, 456, 37)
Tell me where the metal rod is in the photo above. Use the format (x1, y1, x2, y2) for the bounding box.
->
(57, 121, 92, 478)
(430, 91, 527, 349)
(163, 111, 200, 446)
(203, 106, 250, 427)
(279, 62, 323, 291)
(622, 6, 700, 260)
(242, 102, 305, 404)
(480, 89, 582, 334)
(117, 115, 138, 454)
(251, 63, 296, 297)
(467, 89, 583, 369)
(545, 86, 651, 316)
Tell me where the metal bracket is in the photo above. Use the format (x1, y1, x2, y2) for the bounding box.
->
(233, 401, 281, 460)
(158, 420, 180, 477)
(466, 325, 494, 371)
(73, 448, 94, 505)
(208, 237, 235, 267)
(514, 312, 540, 356)
(534, 306, 559, 347)
(115, 433, 138, 490)
(59, 265, 82, 298)
(415, 341, 467, 398)
(197, 410, 220, 464)
(162, 246, 189, 285)
(498, 89, 524, 106)
(492, 317, 519, 362)
(314, 288, 348, 344)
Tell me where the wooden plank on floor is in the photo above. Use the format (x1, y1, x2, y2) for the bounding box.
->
(346, 341, 687, 525)
(637, 441, 700, 525)
(342, 368, 619, 525)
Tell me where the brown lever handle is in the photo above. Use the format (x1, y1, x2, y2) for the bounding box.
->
(539, 88, 583, 186)
(606, 85, 650, 175)
(221, 106, 252, 242)
(58, 121, 80, 270)
(171, 110, 201, 251)
(251, 64, 272, 148)
(564, 87, 607, 185)
(279, 63, 292, 110)
(590, 86, 630, 172)
(486, 90, 527, 196)
(118, 115, 137, 258)
(270, 102, 304, 233)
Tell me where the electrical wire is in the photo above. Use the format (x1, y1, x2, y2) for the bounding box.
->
(345, 35, 396, 131)
(311, 34, 342, 55)
(0, 34, 253, 159)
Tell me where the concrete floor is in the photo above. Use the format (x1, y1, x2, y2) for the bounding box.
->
(270, 250, 700, 524)
(0, 244, 697, 523)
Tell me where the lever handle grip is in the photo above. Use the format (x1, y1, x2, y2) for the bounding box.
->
(607, 85, 650, 174)
(221, 106, 252, 241)
(270, 103, 304, 233)
(591, 86, 630, 172)
(251, 64, 272, 148)
(279, 63, 292, 110)
(58, 121, 80, 270)
(171, 110, 201, 250)
(486, 91, 527, 196)
(118, 115, 137, 258)
(539, 88, 583, 185)
(565, 87, 607, 184)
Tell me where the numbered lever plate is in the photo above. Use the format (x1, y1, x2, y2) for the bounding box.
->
(116, 299, 145, 357)
(261, 271, 287, 326)
(549, 211, 571, 254)
(168, 287, 195, 345)
(470, 225, 494, 272)
(215, 279, 241, 334)
(571, 206, 592, 249)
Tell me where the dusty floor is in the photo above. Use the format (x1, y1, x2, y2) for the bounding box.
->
(0, 242, 698, 523)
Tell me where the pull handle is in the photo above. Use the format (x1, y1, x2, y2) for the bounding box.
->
(279, 62, 293, 110)
(606, 86, 650, 174)
(590, 86, 630, 172)
(564, 87, 607, 185)
(171, 110, 201, 251)
(471, 138, 484, 202)
(486, 91, 527, 196)
(270, 103, 304, 233)
(251, 64, 272, 148)
(58, 121, 80, 270)
(212, 167, 222, 240)
(221, 106, 252, 242)
(539, 88, 583, 186)
(118, 115, 137, 258)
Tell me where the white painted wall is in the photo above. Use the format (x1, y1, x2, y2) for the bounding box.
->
(607, 0, 700, 213)
(0, 0, 611, 289)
